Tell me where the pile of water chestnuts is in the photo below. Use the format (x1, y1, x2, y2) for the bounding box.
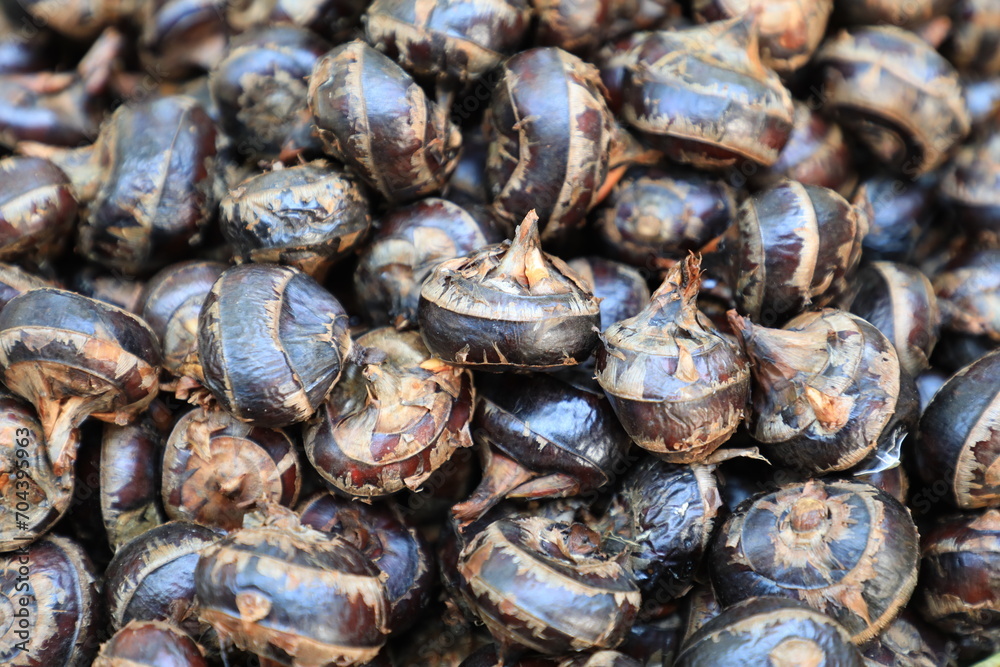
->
(0, 0, 998, 665)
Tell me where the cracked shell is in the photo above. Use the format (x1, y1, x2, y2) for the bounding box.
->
(304, 327, 473, 498)
(709, 479, 920, 644)
(197, 263, 352, 428)
(220, 160, 371, 279)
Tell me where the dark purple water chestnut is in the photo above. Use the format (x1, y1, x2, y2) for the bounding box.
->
(621, 18, 795, 170)
(219, 161, 371, 279)
(933, 248, 1000, 343)
(0, 389, 73, 550)
(161, 406, 302, 531)
(709, 479, 920, 644)
(532, 0, 680, 57)
(140, 261, 226, 387)
(100, 413, 167, 550)
(914, 350, 1000, 510)
(209, 26, 330, 162)
(846, 261, 941, 378)
(917, 509, 1000, 654)
(298, 492, 434, 634)
(195, 506, 390, 666)
(364, 0, 531, 85)
(596, 256, 750, 464)
(135, 0, 229, 79)
(675, 597, 864, 666)
(722, 180, 869, 325)
(304, 327, 473, 498)
(939, 132, 1000, 242)
(77, 95, 218, 276)
(308, 39, 461, 203)
(691, 0, 833, 74)
(730, 309, 905, 475)
(566, 257, 650, 330)
(816, 26, 969, 175)
(93, 620, 208, 667)
(609, 451, 750, 607)
(356, 198, 506, 330)
(484, 47, 615, 243)
(197, 263, 352, 428)
(457, 516, 641, 657)
(104, 521, 219, 638)
(451, 370, 631, 524)
(751, 102, 857, 195)
(0, 156, 76, 263)
(0, 535, 101, 666)
(596, 166, 739, 268)
(418, 212, 601, 371)
(0, 288, 161, 477)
